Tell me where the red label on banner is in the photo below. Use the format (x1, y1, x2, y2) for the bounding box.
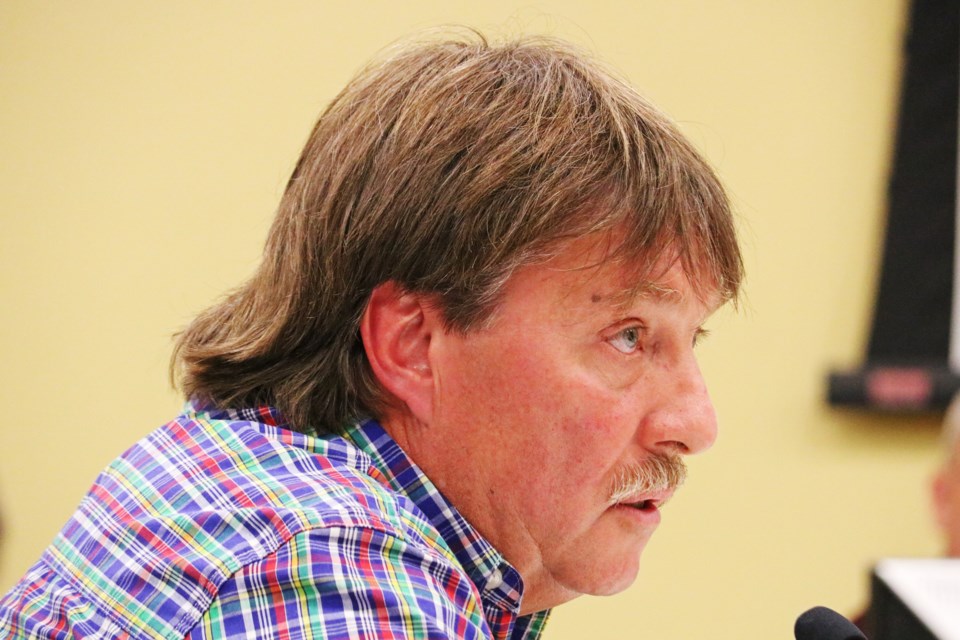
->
(865, 367, 933, 408)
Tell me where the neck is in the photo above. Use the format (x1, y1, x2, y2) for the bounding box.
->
(380, 408, 575, 615)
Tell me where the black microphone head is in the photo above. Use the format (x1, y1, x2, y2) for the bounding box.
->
(794, 606, 866, 640)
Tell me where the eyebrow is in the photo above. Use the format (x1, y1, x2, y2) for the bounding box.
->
(593, 282, 683, 309)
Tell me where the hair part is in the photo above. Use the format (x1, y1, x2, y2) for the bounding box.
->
(172, 31, 744, 434)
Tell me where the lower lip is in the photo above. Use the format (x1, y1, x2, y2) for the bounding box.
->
(610, 503, 662, 528)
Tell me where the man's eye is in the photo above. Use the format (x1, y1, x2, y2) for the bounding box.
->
(608, 327, 641, 354)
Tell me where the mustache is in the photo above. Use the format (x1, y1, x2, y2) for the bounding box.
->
(607, 454, 687, 505)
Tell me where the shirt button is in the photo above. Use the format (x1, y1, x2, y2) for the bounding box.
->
(486, 568, 503, 591)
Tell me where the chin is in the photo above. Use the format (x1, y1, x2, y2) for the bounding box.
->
(547, 520, 653, 599)
(530, 550, 642, 612)
(589, 566, 641, 596)
(564, 552, 643, 597)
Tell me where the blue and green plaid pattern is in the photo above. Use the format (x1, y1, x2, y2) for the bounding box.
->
(0, 403, 549, 639)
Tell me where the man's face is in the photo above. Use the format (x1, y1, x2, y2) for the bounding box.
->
(427, 232, 722, 611)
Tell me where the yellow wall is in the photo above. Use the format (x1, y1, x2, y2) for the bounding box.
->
(1, 1, 939, 637)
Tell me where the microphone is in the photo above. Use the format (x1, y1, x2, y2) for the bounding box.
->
(794, 606, 866, 640)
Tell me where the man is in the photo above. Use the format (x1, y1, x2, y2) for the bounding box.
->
(0, 33, 742, 639)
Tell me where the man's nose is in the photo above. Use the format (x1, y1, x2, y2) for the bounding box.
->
(638, 357, 718, 456)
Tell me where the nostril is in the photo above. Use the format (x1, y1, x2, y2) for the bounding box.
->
(658, 440, 689, 455)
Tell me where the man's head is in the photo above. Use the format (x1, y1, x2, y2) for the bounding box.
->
(933, 394, 960, 556)
(173, 32, 743, 610)
(174, 32, 743, 434)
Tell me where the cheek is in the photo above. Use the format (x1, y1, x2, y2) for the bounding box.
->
(458, 339, 565, 415)
(443, 334, 639, 470)
(560, 377, 639, 438)
(548, 386, 640, 484)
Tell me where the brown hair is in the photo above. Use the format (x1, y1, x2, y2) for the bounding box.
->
(172, 31, 744, 434)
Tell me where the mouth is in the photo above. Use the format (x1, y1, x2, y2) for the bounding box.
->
(606, 455, 686, 511)
(621, 498, 660, 513)
(609, 487, 673, 511)
(609, 495, 665, 528)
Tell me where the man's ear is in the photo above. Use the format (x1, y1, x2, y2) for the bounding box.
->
(360, 281, 440, 425)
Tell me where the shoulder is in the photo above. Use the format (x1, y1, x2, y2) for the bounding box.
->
(19, 409, 467, 639)
(100, 407, 417, 535)
(97, 406, 450, 560)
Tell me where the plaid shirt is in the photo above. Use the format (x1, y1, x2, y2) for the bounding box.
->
(0, 404, 550, 639)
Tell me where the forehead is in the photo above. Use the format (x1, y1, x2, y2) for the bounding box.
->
(523, 231, 723, 313)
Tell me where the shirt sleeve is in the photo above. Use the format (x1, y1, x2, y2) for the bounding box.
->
(184, 525, 490, 640)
